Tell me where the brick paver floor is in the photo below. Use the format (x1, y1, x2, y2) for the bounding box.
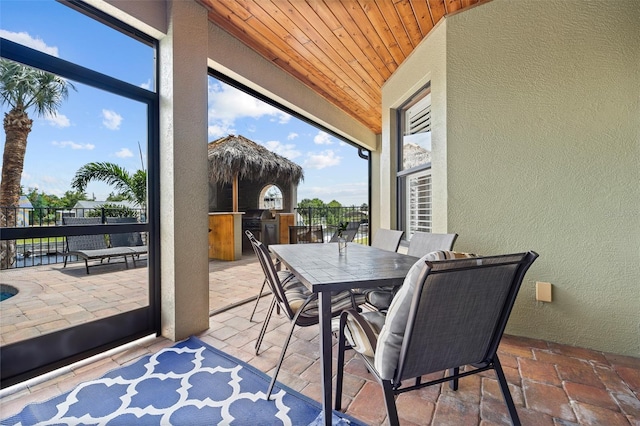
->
(1, 254, 639, 425)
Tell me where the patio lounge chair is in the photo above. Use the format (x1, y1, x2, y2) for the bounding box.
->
(106, 217, 148, 267)
(335, 251, 539, 426)
(61, 217, 138, 274)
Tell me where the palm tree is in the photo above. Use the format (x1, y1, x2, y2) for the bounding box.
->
(71, 162, 146, 207)
(0, 59, 74, 268)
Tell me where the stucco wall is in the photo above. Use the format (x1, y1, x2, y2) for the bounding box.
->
(384, 0, 639, 355)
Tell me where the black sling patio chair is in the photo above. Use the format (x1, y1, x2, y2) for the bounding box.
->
(328, 221, 360, 243)
(335, 251, 539, 426)
(289, 225, 324, 244)
(364, 232, 460, 311)
(245, 230, 296, 322)
(249, 235, 366, 400)
(370, 228, 404, 252)
(406, 231, 458, 257)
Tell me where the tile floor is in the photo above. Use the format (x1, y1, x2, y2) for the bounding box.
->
(1, 255, 639, 425)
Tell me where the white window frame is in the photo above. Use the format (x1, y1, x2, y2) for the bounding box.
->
(397, 84, 432, 239)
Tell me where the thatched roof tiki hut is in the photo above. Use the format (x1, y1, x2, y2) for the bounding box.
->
(207, 135, 304, 213)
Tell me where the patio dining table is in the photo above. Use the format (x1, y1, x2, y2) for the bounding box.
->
(269, 242, 419, 426)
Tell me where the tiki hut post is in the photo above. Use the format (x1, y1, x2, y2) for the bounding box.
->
(232, 172, 239, 212)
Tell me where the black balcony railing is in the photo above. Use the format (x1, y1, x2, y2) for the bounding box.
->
(1, 206, 145, 269)
(293, 206, 369, 244)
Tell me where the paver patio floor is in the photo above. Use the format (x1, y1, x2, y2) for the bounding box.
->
(1, 253, 639, 425)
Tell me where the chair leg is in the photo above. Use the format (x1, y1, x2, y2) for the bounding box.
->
(381, 380, 400, 426)
(255, 296, 276, 355)
(449, 367, 459, 390)
(494, 357, 521, 426)
(335, 313, 348, 411)
(266, 317, 298, 400)
(84, 259, 90, 274)
(249, 278, 267, 322)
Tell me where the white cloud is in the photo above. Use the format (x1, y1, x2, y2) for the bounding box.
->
(0, 30, 59, 56)
(287, 132, 299, 140)
(140, 79, 152, 90)
(44, 112, 71, 128)
(208, 81, 290, 130)
(208, 123, 235, 139)
(52, 140, 95, 150)
(115, 148, 134, 158)
(303, 150, 341, 170)
(272, 114, 291, 124)
(102, 109, 122, 130)
(263, 140, 302, 160)
(313, 131, 333, 145)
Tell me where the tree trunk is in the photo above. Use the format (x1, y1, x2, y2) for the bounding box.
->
(1, 108, 32, 269)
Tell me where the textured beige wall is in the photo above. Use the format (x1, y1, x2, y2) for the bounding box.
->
(445, 0, 639, 356)
(384, 0, 639, 355)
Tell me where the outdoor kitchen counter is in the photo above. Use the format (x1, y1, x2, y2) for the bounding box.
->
(208, 212, 244, 261)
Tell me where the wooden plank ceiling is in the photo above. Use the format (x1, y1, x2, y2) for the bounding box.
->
(199, 0, 484, 134)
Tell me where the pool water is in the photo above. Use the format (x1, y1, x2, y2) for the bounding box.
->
(0, 284, 18, 301)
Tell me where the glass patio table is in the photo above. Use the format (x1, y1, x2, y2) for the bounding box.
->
(269, 242, 419, 426)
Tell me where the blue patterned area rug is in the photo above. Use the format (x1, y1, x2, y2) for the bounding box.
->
(2, 337, 365, 426)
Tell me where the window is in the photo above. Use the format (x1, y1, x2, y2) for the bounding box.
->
(397, 85, 432, 238)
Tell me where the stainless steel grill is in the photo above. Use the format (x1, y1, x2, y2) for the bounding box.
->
(242, 209, 270, 233)
(243, 209, 279, 249)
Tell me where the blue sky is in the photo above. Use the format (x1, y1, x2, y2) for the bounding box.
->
(0, 0, 368, 207)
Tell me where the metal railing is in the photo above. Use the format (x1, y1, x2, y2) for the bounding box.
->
(1, 206, 146, 269)
(293, 206, 369, 244)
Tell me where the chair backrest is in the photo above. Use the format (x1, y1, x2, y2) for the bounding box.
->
(106, 217, 144, 247)
(371, 229, 404, 252)
(246, 230, 297, 320)
(62, 216, 108, 251)
(289, 225, 324, 244)
(374, 251, 538, 382)
(329, 222, 360, 243)
(406, 232, 458, 257)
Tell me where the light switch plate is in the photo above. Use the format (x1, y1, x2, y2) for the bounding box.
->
(536, 282, 553, 302)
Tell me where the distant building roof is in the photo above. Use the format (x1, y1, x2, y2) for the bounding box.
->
(18, 196, 33, 209)
(73, 200, 139, 210)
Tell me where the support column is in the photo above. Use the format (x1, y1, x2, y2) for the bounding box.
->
(159, 0, 209, 340)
